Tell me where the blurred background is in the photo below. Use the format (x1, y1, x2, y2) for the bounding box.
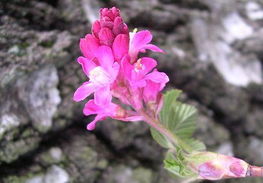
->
(1, 0, 263, 182)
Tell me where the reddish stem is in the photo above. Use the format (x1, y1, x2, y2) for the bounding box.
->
(247, 165, 263, 177)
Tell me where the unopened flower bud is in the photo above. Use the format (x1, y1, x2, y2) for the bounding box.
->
(187, 152, 249, 180)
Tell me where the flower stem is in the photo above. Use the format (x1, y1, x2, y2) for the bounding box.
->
(247, 165, 263, 177)
(138, 109, 193, 153)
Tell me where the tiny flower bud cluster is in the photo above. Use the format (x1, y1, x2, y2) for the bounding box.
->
(73, 7, 169, 130)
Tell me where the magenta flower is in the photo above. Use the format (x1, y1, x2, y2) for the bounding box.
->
(83, 100, 143, 130)
(74, 7, 167, 130)
(73, 46, 119, 105)
(73, 8, 263, 183)
(143, 78, 165, 103)
(129, 30, 164, 63)
(122, 57, 169, 98)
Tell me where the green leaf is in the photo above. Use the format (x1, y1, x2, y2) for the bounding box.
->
(150, 127, 172, 148)
(160, 90, 181, 128)
(185, 139, 206, 152)
(159, 89, 206, 153)
(164, 151, 196, 178)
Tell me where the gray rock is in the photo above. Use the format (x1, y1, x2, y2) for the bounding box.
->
(98, 165, 153, 183)
(244, 109, 263, 137)
(17, 65, 61, 132)
(196, 114, 230, 148)
(191, 14, 261, 87)
(81, 0, 101, 23)
(1, 1, 263, 183)
(49, 147, 63, 162)
(0, 113, 20, 139)
(25, 176, 44, 183)
(43, 165, 69, 183)
(246, 2, 263, 20)
(25, 166, 69, 183)
(247, 137, 263, 164)
(216, 142, 234, 156)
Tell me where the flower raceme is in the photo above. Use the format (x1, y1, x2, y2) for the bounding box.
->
(73, 7, 168, 130)
(74, 7, 263, 182)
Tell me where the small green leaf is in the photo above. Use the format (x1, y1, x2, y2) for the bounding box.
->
(160, 90, 181, 127)
(159, 89, 206, 153)
(150, 127, 172, 148)
(185, 139, 206, 152)
(164, 151, 196, 178)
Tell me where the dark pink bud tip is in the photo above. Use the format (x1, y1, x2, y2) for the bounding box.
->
(98, 27, 114, 46)
(113, 17, 124, 35)
(92, 20, 101, 38)
(100, 7, 120, 21)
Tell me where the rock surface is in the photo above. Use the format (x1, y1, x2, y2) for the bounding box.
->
(1, 0, 263, 183)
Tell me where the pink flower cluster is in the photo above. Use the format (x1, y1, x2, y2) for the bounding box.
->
(73, 7, 169, 130)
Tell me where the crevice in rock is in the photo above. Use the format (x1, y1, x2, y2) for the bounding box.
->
(1, 1, 67, 32)
(93, 128, 162, 171)
(38, 0, 59, 7)
(0, 118, 81, 178)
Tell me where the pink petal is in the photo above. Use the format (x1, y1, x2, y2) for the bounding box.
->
(130, 57, 157, 83)
(130, 79, 147, 88)
(121, 24, 129, 35)
(108, 62, 120, 81)
(111, 83, 131, 105)
(73, 82, 97, 102)
(98, 27, 114, 46)
(80, 34, 99, 59)
(131, 30, 152, 50)
(143, 80, 160, 102)
(140, 57, 157, 75)
(83, 100, 101, 116)
(120, 115, 143, 121)
(100, 20, 114, 29)
(143, 44, 164, 53)
(83, 100, 102, 116)
(100, 8, 108, 17)
(83, 99, 120, 130)
(120, 56, 133, 80)
(77, 56, 97, 76)
(111, 7, 120, 18)
(129, 88, 143, 110)
(83, 99, 116, 116)
(83, 99, 117, 115)
(92, 20, 101, 38)
(145, 70, 169, 89)
(112, 34, 129, 61)
(94, 86, 112, 106)
(100, 7, 120, 20)
(113, 17, 124, 35)
(96, 46, 114, 69)
(87, 115, 105, 130)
